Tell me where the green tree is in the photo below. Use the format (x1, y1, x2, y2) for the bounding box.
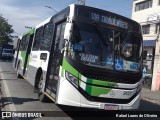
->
(0, 15, 14, 45)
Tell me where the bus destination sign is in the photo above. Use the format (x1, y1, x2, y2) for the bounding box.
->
(90, 12, 128, 29)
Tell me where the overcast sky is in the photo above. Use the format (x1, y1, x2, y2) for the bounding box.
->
(0, 0, 133, 36)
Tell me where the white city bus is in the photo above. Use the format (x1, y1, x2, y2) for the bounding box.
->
(16, 4, 143, 110)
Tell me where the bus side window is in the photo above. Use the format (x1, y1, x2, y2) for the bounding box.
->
(59, 23, 66, 53)
(40, 24, 53, 51)
(16, 39, 20, 51)
(58, 23, 66, 64)
(20, 36, 26, 51)
(54, 23, 66, 58)
(33, 26, 43, 51)
(24, 35, 30, 51)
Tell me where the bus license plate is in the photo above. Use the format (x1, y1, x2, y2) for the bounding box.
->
(104, 104, 119, 110)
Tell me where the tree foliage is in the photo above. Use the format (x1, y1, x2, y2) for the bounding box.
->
(0, 15, 14, 44)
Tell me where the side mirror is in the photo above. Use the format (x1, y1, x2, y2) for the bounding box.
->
(73, 43, 84, 53)
(40, 53, 47, 60)
(61, 39, 69, 54)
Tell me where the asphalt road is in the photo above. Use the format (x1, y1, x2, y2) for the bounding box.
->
(0, 60, 160, 120)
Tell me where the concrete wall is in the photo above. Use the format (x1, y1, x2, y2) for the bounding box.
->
(152, 40, 160, 91)
(132, 0, 160, 22)
(132, 0, 160, 91)
(132, 0, 160, 41)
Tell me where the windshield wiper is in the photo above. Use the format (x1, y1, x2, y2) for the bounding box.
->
(93, 23, 108, 46)
(121, 32, 132, 48)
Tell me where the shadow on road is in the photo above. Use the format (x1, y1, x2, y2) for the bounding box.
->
(1, 97, 39, 109)
(139, 99, 160, 111)
(1, 98, 160, 120)
(39, 105, 112, 120)
(50, 100, 160, 120)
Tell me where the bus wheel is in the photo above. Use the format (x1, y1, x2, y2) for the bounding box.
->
(38, 75, 48, 102)
(17, 63, 21, 78)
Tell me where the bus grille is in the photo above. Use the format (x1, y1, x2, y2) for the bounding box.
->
(79, 87, 139, 104)
(82, 73, 141, 84)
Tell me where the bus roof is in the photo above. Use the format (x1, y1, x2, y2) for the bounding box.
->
(35, 17, 51, 29)
(23, 28, 35, 36)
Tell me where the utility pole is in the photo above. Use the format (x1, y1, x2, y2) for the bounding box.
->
(78, 0, 86, 5)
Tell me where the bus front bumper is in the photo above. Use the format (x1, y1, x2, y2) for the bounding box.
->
(57, 79, 141, 110)
(80, 92, 141, 110)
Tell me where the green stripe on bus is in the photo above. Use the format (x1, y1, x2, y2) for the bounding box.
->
(78, 74, 82, 85)
(26, 55, 30, 68)
(21, 51, 26, 66)
(87, 78, 92, 84)
(85, 84, 112, 97)
(86, 84, 92, 95)
(86, 78, 117, 87)
(23, 28, 35, 36)
(62, 58, 80, 78)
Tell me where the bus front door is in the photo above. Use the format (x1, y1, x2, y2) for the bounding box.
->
(46, 23, 65, 97)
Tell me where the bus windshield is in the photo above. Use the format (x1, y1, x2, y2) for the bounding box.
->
(67, 22, 142, 72)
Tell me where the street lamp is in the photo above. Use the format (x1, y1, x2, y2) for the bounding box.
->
(25, 26, 32, 29)
(45, 6, 58, 13)
(78, 0, 86, 5)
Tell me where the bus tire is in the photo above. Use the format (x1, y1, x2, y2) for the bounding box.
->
(38, 74, 48, 102)
(34, 69, 42, 93)
(17, 62, 22, 78)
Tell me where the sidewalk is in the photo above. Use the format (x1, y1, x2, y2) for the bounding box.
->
(141, 87, 160, 105)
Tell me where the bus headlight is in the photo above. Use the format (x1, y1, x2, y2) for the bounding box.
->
(65, 71, 78, 88)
